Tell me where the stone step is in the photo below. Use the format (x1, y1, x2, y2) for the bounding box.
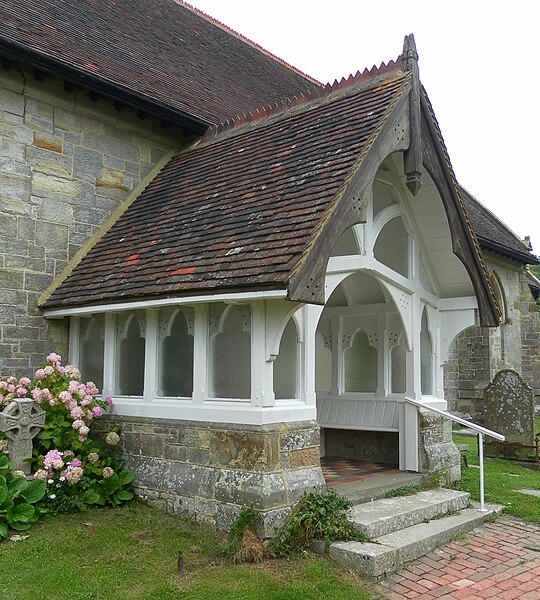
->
(348, 488, 471, 538)
(332, 471, 426, 505)
(328, 501, 503, 578)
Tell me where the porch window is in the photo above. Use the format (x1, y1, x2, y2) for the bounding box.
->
(390, 333, 406, 394)
(273, 318, 299, 399)
(78, 314, 105, 390)
(158, 307, 194, 397)
(344, 329, 377, 392)
(209, 303, 251, 399)
(420, 309, 433, 395)
(115, 311, 145, 396)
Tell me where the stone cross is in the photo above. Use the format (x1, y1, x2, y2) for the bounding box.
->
(0, 399, 45, 474)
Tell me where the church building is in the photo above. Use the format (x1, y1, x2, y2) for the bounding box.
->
(1, 0, 538, 530)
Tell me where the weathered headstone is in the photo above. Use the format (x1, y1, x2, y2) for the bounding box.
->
(484, 369, 534, 458)
(0, 399, 45, 474)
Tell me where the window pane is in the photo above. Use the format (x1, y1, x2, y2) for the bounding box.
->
(159, 307, 194, 397)
(116, 311, 145, 396)
(210, 304, 251, 399)
(78, 314, 105, 391)
(274, 319, 298, 399)
(344, 330, 377, 392)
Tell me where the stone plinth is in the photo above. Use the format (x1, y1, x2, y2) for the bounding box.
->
(92, 416, 324, 537)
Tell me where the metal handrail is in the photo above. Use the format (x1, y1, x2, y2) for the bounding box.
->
(404, 397, 505, 512)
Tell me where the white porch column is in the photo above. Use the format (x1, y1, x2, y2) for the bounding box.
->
(252, 300, 274, 407)
(143, 309, 158, 403)
(302, 304, 324, 406)
(103, 313, 116, 398)
(192, 304, 207, 404)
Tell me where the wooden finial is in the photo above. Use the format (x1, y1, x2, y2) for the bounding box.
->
(402, 34, 422, 195)
(402, 34, 419, 73)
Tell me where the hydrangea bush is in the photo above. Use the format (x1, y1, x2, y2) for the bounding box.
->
(0, 353, 134, 521)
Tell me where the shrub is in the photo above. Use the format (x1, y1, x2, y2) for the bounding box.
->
(270, 489, 366, 556)
(0, 353, 134, 521)
(0, 454, 46, 540)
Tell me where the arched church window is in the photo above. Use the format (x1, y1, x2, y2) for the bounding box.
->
(209, 303, 251, 399)
(158, 307, 194, 397)
(374, 217, 409, 277)
(273, 318, 299, 399)
(344, 329, 377, 392)
(315, 331, 332, 393)
(78, 314, 105, 390)
(115, 311, 145, 396)
(420, 309, 433, 395)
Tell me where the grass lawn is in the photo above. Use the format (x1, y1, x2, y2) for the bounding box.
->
(453, 416, 540, 523)
(0, 501, 375, 600)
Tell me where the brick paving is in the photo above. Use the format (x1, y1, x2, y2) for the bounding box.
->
(377, 516, 540, 599)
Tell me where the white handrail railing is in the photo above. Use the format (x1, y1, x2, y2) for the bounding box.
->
(404, 397, 505, 512)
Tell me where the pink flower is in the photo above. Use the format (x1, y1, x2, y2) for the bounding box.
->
(43, 449, 64, 470)
(65, 365, 81, 379)
(6, 376, 17, 385)
(105, 396, 113, 406)
(16, 387, 27, 397)
(70, 407, 84, 420)
(88, 452, 99, 464)
(44, 366, 54, 376)
(69, 458, 82, 468)
(86, 382, 98, 395)
(59, 391, 73, 404)
(19, 377, 31, 387)
(92, 406, 103, 417)
(34, 368, 46, 379)
(79, 425, 90, 437)
(72, 419, 84, 430)
(47, 352, 62, 364)
(102, 467, 114, 479)
(66, 466, 83, 485)
(33, 469, 48, 480)
(7, 384, 15, 393)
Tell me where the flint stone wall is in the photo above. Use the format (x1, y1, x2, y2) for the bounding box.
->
(0, 64, 185, 378)
(93, 416, 324, 537)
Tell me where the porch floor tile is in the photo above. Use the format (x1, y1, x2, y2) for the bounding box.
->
(320, 457, 400, 485)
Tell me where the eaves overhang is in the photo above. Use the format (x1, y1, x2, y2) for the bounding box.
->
(0, 39, 210, 133)
(477, 236, 540, 266)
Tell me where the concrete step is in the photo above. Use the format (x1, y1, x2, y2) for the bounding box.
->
(328, 501, 503, 578)
(348, 489, 471, 538)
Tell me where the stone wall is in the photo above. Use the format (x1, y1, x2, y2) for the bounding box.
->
(418, 410, 461, 484)
(444, 258, 540, 420)
(0, 64, 186, 378)
(95, 416, 324, 536)
(323, 428, 399, 464)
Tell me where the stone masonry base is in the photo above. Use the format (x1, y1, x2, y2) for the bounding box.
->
(95, 416, 324, 537)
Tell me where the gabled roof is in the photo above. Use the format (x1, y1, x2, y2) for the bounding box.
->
(40, 37, 500, 327)
(460, 187, 539, 265)
(0, 0, 320, 131)
(42, 61, 411, 308)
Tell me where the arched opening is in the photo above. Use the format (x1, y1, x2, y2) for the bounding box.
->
(420, 308, 433, 395)
(273, 318, 299, 399)
(374, 216, 409, 277)
(158, 307, 194, 397)
(343, 329, 377, 392)
(209, 303, 251, 399)
(116, 311, 145, 396)
(78, 314, 105, 390)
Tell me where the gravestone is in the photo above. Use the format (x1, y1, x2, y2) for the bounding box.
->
(0, 399, 45, 474)
(483, 369, 534, 458)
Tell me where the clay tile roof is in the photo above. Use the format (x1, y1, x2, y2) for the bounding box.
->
(459, 186, 539, 265)
(43, 62, 410, 308)
(0, 0, 320, 130)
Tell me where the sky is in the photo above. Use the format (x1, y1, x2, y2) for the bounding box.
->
(187, 0, 539, 255)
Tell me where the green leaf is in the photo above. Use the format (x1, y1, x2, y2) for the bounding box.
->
(21, 479, 46, 504)
(0, 521, 9, 538)
(118, 470, 134, 486)
(103, 473, 120, 494)
(115, 490, 134, 501)
(10, 503, 35, 523)
(9, 521, 31, 532)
